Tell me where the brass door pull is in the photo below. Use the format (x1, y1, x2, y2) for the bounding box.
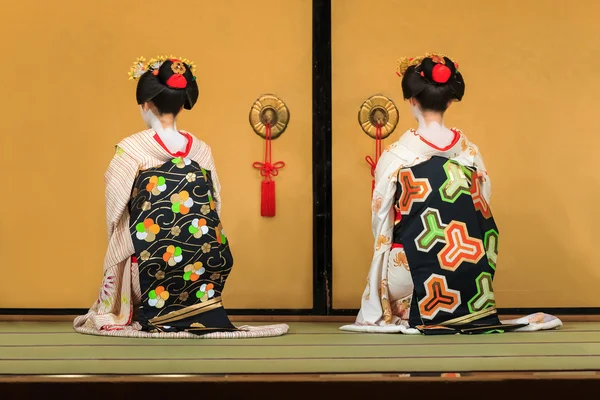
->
(249, 94, 290, 139)
(358, 94, 399, 139)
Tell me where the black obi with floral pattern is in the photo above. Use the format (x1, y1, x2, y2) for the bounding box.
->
(129, 156, 236, 334)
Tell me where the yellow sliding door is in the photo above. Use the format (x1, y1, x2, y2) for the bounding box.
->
(332, 0, 600, 308)
(0, 0, 313, 309)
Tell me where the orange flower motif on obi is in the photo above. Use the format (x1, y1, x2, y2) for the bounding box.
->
(376, 235, 390, 250)
(162, 245, 183, 266)
(183, 262, 205, 282)
(372, 195, 383, 213)
(148, 286, 169, 308)
(196, 283, 215, 302)
(189, 218, 209, 238)
(146, 176, 167, 196)
(171, 191, 194, 214)
(135, 218, 160, 242)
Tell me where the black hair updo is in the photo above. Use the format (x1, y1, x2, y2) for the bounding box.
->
(136, 59, 199, 116)
(401, 56, 465, 112)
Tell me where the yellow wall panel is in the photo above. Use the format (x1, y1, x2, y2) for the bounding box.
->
(0, 0, 313, 309)
(332, 0, 600, 308)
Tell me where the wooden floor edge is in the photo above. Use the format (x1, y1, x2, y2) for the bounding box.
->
(1, 371, 599, 383)
(1, 314, 600, 323)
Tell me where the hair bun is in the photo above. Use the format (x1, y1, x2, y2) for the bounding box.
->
(134, 55, 200, 111)
(399, 53, 465, 103)
(156, 59, 191, 90)
(418, 56, 457, 85)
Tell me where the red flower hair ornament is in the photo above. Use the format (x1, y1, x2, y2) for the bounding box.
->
(431, 63, 452, 84)
(166, 74, 187, 89)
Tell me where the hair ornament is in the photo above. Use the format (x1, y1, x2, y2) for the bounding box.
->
(128, 55, 197, 81)
(166, 74, 187, 89)
(396, 52, 459, 79)
(171, 60, 186, 75)
(128, 56, 147, 80)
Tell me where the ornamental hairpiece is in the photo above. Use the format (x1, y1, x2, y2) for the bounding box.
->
(128, 55, 197, 81)
(395, 52, 458, 78)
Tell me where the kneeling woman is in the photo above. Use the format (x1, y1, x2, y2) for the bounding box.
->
(342, 54, 561, 335)
(74, 56, 287, 338)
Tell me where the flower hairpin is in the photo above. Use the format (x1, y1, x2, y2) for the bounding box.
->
(395, 52, 458, 78)
(128, 56, 147, 80)
(128, 55, 197, 81)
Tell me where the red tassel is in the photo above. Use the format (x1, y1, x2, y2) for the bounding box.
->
(253, 123, 285, 217)
(261, 180, 276, 217)
(365, 124, 383, 195)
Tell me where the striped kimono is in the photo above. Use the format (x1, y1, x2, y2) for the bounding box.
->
(74, 130, 288, 339)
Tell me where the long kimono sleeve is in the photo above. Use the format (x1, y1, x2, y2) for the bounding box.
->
(104, 147, 138, 239)
(355, 150, 404, 325)
(102, 147, 139, 270)
(73, 147, 139, 332)
(195, 144, 223, 216)
(471, 143, 492, 205)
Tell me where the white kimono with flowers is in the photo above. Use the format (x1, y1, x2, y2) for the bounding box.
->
(341, 128, 562, 334)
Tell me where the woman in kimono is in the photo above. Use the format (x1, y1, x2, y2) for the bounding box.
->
(74, 56, 287, 338)
(341, 54, 562, 335)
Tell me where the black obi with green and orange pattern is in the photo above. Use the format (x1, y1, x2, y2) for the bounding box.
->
(393, 156, 525, 334)
(128, 156, 236, 334)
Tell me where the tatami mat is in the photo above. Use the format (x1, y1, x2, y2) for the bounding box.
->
(1, 322, 599, 374)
